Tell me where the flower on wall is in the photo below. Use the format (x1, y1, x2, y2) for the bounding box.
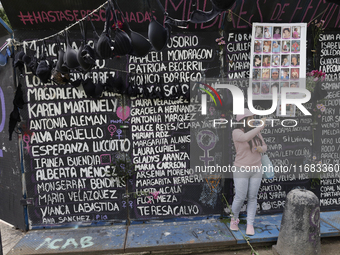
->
(306, 70, 326, 93)
(306, 70, 327, 105)
(311, 102, 326, 123)
(306, 70, 327, 101)
(215, 36, 225, 51)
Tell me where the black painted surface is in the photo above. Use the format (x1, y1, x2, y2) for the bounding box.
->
(1, 0, 340, 229)
(15, 28, 224, 227)
(17, 32, 129, 226)
(0, 29, 26, 230)
(312, 30, 340, 211)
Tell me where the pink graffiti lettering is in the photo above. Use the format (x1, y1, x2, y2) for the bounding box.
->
(256, 0, 264, 23)
(309, 0, 325, 26)
(236, 0, 248, 29)
(167, 0, 186, 12)
(18, 10, 103, 25)
(325, 4, 337, 28)
(122, 11, 152, 23)
(16, 0, 340, 29)
(289, 0, 303, 23)
(270, 3, 290, 21)
(334, 7, 340, 27)
(200, 0, 220, 29)
(271, 4, 282, 21)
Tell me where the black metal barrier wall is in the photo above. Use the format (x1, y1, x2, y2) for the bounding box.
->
(0, 28, 26, 229)
(1, 0, 340, 229)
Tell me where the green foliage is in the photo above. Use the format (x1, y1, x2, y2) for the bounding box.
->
(310, 178, 321, 189)
(0, 8, 11, 28)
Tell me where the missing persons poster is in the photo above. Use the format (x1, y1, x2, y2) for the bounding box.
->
(250, 23, 307, 104)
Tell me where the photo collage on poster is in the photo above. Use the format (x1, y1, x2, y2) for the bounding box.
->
(250, 23, 307, 101)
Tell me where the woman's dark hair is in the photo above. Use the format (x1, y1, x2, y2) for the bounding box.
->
(283, 28, 290, 34)
(234, 117, 263, 151)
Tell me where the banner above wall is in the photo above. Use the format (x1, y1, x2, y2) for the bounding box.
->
(1, 0, 229, 31)
(4, 0, 340, 32)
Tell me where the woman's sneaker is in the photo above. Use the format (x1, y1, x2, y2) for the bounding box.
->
(230, 218, 240, 231)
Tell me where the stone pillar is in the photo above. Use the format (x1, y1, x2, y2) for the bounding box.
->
(272, 189, 321, 255)
(0, 227, 2, 255)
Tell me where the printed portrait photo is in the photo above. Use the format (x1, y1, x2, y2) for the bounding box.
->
(255, 26, 263, 38)
(292, 26, 301, 39)
(285, 104, 296, 116)
(252, 82, 261, 94)
(290, 82, 299, 88)
(282, 27, 291, 39)
(253, 69, 262, 80)
(273, 27, 281, 39)
(264, 26, 272, 39)
(281, 55, 290, 67)
(281, 68, 289, 80)
(270, 82, 279, 94)
(262, 68, 270, 80)
(277, 101, 296, 117)
(282, 40, 290, 53)
(263, 41, 272, 53)
(272, 40, 281, 53)
(291, 55, 300, 66)
(291, 40, 300, 52)
(272, 54, 280, 67)
(253, 55, 262, 67)
(254, 40, 262, 53)
(261, 83, 270, 94)
(290, 82, 300, 94)
(262, 55, 271, 67)
(271, 68, 280, 81)
(280, 82, 290, 90)
(291, 68, 299, 79)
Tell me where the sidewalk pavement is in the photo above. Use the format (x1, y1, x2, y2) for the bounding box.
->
(0, 220, 25, 255)
(1, 211, 340, 255)
(201, 236, 340, 255)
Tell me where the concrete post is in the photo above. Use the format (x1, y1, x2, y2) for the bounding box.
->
(272, 189, 321, 255)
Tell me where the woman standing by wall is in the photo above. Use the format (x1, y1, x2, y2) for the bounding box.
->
(230, 109, 267, 236)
